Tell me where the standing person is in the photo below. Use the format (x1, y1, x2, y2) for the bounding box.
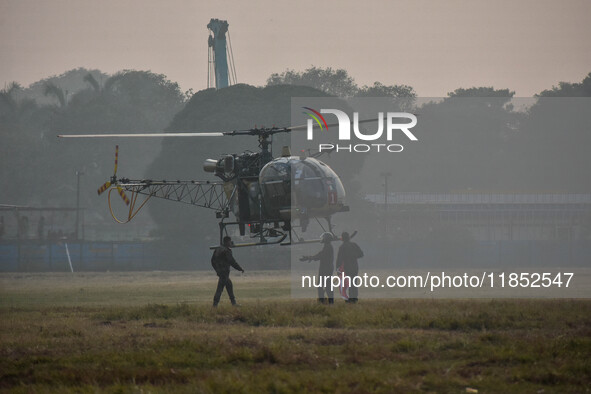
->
(211, 236, 244, 307)
(301, 232, 335, 304)
(336, 231, 364, 303)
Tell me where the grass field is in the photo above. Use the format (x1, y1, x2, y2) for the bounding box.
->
(1, 272, 590, 393)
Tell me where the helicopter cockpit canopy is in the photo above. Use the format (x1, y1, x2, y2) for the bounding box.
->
(259, 156, 346, 221)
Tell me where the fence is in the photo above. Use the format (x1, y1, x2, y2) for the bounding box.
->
(0, 240, 589, 272)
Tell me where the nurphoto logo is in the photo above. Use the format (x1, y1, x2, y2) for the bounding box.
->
(304, 107, 418, 153)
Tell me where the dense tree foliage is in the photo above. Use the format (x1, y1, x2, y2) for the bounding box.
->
(24, 68, 109, 106)
(0, 83, 53, 204)
(267, 66, 416, 100)
(538, 72, 591, 97)
(267, 67, 357, 97)
(359, 81, 590, 195)
(356, 82, 416, 99)
(448, 87, 515, 98)
(0, 70, 186, 241)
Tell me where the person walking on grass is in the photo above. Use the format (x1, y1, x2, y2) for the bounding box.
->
(211, 236, 244, 307)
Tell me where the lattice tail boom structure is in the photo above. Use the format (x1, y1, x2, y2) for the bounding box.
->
(119, 179, 228, 210)
(108, 179, 229, 223)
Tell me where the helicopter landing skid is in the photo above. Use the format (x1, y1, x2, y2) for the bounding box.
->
(209, 220, 289, 249)
(279, 239, 321, 246)
(216, 233, 288, 249)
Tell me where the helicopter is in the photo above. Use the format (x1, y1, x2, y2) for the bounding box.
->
(58, 124, 350, 247)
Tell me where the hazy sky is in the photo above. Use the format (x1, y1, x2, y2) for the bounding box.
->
(1, 0, 590, 96)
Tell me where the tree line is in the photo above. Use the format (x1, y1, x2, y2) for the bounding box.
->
(1, 67, 589, 259)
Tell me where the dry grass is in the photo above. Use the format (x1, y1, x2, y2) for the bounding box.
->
(1, 272, 590, 393)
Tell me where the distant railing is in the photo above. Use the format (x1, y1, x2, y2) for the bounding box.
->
(365, 193, 591, 205)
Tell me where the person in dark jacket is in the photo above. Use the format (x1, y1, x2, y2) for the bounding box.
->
(336, 231, 363, 303)
(211, 236, 244, 307)
(301, 232, 335, 304)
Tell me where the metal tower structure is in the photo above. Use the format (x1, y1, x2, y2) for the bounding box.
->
(207, 18, 237, 89)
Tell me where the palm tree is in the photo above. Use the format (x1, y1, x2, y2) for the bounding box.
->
(83, 73, 101, 93)
(43, 82, 66, 108)
(0, 82, 22, 111)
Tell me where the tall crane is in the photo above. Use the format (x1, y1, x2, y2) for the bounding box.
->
(207, 18, 237, 89)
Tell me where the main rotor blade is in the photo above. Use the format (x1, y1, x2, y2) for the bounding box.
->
(287, 117, 389, 132)
(58, 132, 224, 138)
(57, 114, 418, 138)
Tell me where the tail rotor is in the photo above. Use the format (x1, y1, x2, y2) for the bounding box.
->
(116, 186, 130, 205)
(97, 145, 129, 206)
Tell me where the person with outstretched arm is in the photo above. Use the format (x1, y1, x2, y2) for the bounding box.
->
(301, 232, 335, 304)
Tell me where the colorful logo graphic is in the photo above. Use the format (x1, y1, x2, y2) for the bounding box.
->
(302, 107, 328, 131)
(303, 107, 418, 154)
